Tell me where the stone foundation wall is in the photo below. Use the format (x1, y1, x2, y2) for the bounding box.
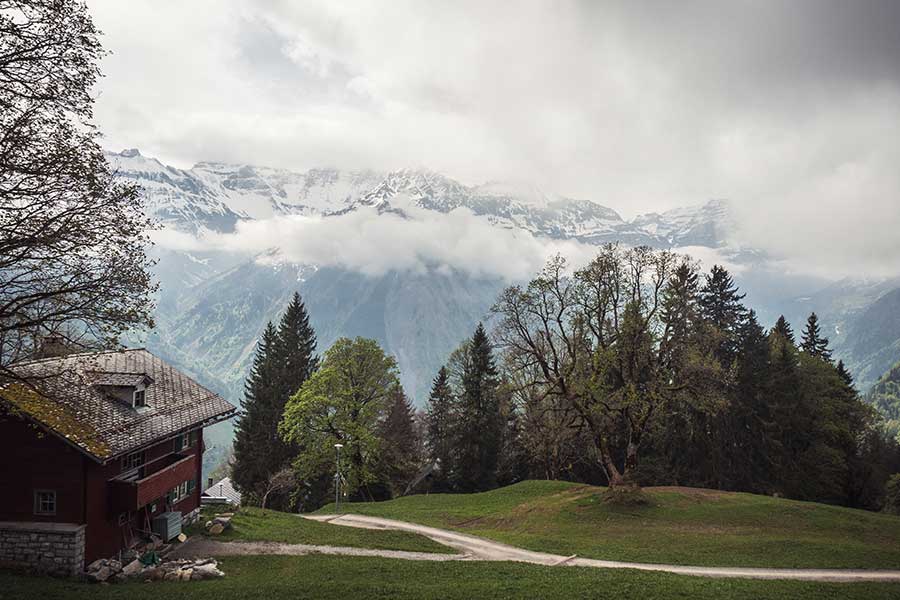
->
(0, 522, 85, 577)
(182, 507, 200, 526)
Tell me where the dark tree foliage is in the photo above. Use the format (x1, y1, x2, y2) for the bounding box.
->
(773, 316, 795, 345)
(0, 0, 156, 381)
(232, 293, 318, 509)
(454, 323, 502, 492)
(424, 366, 455, 491)
(801, 312, 832, 361)
(377, 386, 420, 497)
(233, 322, 279, 501)
(698, 265, 746, 366)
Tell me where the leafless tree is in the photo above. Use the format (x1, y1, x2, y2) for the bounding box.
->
(259, 468, 297, 510)
(0, 0, 157, 383)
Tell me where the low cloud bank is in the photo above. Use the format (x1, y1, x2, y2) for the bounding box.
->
(152, 207, 748, 283)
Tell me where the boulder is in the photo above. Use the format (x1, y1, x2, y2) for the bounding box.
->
(122, 559, 143, 576)
(191, 563, 225, 580)
(88, 566, 111, 583)
(163, 571, 180, 582)
(179, 568, 193, 581)
(208, 523, 225, 535)
(86, 559, 106, 572)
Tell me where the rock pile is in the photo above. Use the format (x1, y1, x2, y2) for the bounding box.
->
(205, 513, 234, 535)
(84, 557, 224, 583)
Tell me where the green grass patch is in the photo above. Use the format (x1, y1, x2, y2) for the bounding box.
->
(318, 480, 900, 568)
(2, 555, 900, 600)
(186, 506, 452, 554)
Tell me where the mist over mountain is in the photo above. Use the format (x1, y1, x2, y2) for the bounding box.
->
(111, 148, 900, 418)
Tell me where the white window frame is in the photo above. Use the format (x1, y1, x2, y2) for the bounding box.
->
(133, 389, 146, 407)
(34, 490, 56, 516)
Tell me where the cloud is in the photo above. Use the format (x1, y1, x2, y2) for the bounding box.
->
(90, 0, 900, 279)
(151, 207, 598, 282)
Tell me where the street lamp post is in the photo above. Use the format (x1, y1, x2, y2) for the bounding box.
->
(334, 443, 344, 513)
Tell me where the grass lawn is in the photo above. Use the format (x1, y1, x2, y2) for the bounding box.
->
(317, 480, 900, 569)
(3, 555, 900, 600)
(185, 506, 452, 554)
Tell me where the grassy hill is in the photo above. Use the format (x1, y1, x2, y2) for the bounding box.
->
(183, 506, 452, 553)
(318, 480, 900, 569)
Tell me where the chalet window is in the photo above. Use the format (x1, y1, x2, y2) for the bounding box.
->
(133, 389, 146, 407)
(169, 480, 193, 503)
(122, 451, 145, 472)
(173, 432, 193, 452)
(34, 490, 56, 515)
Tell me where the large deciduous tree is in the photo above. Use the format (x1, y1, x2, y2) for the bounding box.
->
(492, 245, 723, 488)
(0, 0, 156, 379)
(279, 337, 400, 500)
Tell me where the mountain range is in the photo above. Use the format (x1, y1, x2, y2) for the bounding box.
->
(107, 148, 900, 470)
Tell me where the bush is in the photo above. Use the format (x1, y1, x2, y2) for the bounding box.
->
(884, 474, 900, 515)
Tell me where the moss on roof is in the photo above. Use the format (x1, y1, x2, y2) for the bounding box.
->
(1, 383, 113, 459)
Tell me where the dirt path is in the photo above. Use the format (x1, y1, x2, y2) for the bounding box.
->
(170, 538, 470, 562)
(304, 514, 900, 582)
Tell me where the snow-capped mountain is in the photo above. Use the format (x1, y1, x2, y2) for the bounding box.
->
(107, 149, 734, 249)
(112, 147, 743, 410)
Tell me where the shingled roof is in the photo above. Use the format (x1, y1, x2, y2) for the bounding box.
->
(0, 348, 236, 463)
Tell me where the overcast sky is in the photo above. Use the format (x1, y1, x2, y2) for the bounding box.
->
(88, 0, 900, 278)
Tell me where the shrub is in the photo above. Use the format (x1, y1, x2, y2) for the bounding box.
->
(884, 474, 900, 515)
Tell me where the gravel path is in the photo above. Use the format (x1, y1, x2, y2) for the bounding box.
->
(304, 514, 900, 582)
(170, 538, 470, 562)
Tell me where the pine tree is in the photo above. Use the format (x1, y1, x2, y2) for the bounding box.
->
(773, 315, 796, 345)
(275, 292, 319, 396)
(837, 360, 854, 388)
(425, 366, 456, 491)
(698, 265, 746, 366)
(725, 311, 776, 492)
(232, 322, 280, 501)
(232, 292, 319, 509)
(801, 312, 832, 361)
(454, 323, 502, 492)
(378, 387, 420, 496)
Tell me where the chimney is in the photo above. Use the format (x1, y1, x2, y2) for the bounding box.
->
(207, 478, 213, 489)
(38, 334, 69, 358)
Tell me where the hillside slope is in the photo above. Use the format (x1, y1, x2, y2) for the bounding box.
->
(324, 480, 900, 569)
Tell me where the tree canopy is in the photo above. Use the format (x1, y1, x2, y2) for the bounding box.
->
(0, 0, 156, 379)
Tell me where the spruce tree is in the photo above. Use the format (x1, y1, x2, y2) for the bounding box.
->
(378, 387, 420, 496)
(801, 312, 832, 361)
(773, 315, 796, 345)
(232, 322, 280, 500)
(699, 265, 746, 366)
(425, 366, 456, 491)
(232, 292, 319, 509)
(275, 292, 319, 396)
(837, 360, 854, 388)
(455, 323, 502, 492)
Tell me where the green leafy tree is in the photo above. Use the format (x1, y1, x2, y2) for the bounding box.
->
(280, 337, 400, 501)
(493, 246, 723, 488)
(801, 312, 832, 361)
